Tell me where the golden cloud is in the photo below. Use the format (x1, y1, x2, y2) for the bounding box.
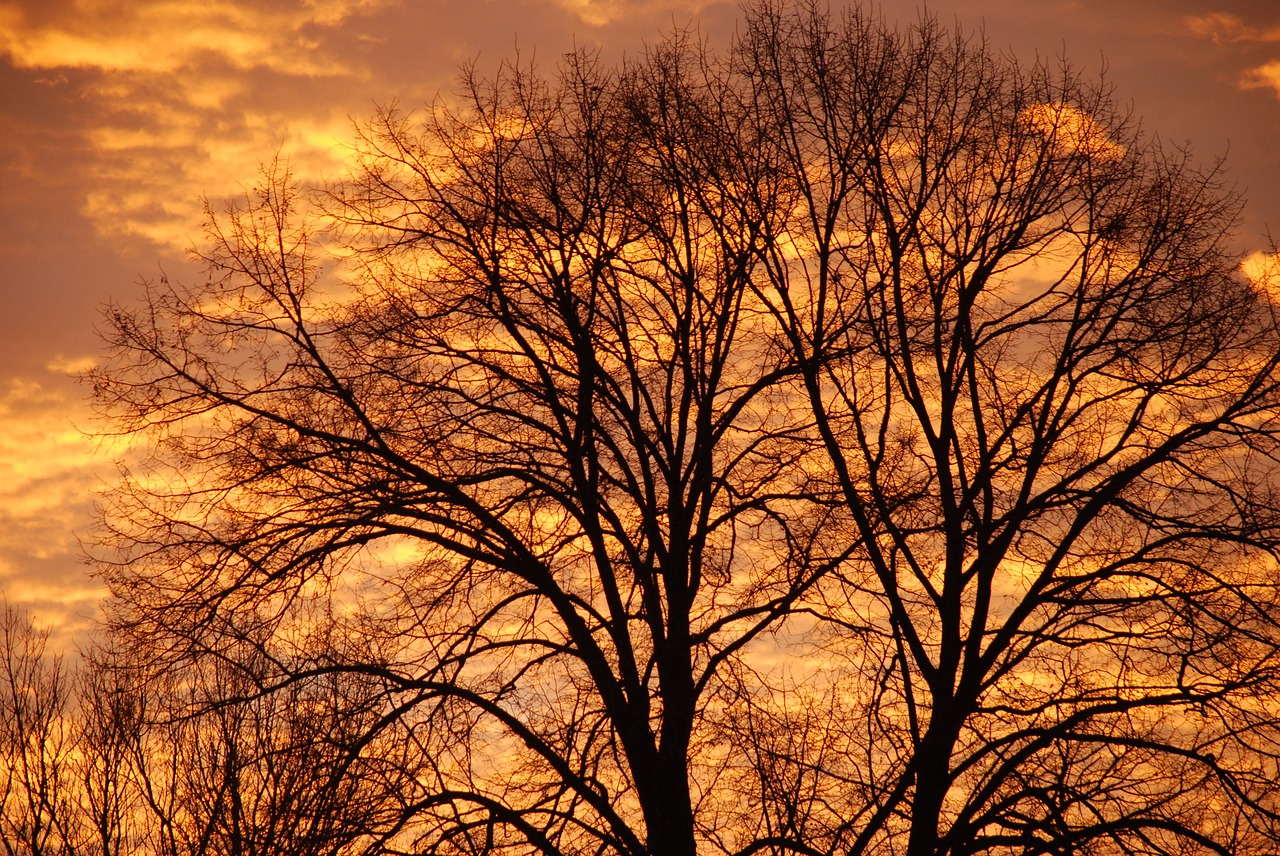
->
(81, 108, 355, 250)
(1242, 60, 1280, 100)
(549, 0, 710, 27)
(0, 0, 386, 254)
(0, 0, 384, 75)
(1186, 11, 1280, 99)
(0, 375, 106, 643)
(1241, 250, 1280, 302)
(1020, 102, 1125, 162)
(1185, 12, 1280, 44)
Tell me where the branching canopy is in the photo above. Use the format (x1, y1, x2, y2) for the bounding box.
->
(92, 5, 1280, 855)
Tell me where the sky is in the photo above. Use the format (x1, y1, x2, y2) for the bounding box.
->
(1, 0, 1278, 651)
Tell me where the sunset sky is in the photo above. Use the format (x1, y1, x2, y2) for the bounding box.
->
(2, 0, 1278, 651)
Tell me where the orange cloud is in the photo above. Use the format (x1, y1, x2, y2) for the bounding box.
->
(0, 0, 717, 255)
(1242, 60, 1280, 100)
(0, 0, 384, 75)
(1184, 13, 1280, 100)
(1020, 102, 1125, 162)
(80, 107, 355, 250)
(549, 0, 711, 27)
(0, 0, 386, 253)
(0, 375, 106, 646)
(1185, 12, 1280, 44)
(1242, 250, 1280, 303)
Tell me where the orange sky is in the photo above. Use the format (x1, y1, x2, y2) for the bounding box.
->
(1, 0, 1278, 651)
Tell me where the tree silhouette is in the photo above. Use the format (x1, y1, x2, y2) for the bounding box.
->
(99, 641, 411, 856)
(92, 4, 1280, 855)
(0, 603, 77, 856)
(720, 8, 1280, 855)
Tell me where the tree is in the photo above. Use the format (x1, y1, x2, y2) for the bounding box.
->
(0, 603, 78, 856)
(103, 639, 413, 856)
(73, 650, 147, 856)
(94, 35, 824, 856)
(0, 607, 398, 856)
(92, 4, 1280, 855)
(719, 7, 1280, 855)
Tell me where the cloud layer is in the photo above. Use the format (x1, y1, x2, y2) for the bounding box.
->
(1, 0, 1278, 654)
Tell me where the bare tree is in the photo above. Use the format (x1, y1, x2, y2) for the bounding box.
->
(93, 56, 823, 855)
(0, 603, 78, 856)
(1, 608, 411, 856)
(72, 650, 149, 856)
(718, 6, 1280, 855)
(91, 4, 1280, 856)
(108, 641, 409, 856)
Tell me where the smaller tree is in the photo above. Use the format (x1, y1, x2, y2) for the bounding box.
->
(69, 651, 149, 856)
(92, 633, 416, 856)
(0, 603, 77, 856)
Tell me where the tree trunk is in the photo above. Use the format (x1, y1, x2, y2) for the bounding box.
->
(906, 720, 959, 856)
(641, 753, 697, 856)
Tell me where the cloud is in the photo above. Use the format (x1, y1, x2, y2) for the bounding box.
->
(45, 355, 98, 375)
(1182, 12, 1280, 101)
(545, 0, 718, 28)
(1185, 13, 1280, 45)
(0, 0, 385, 76)
(1242, 60, 1280, 100)
(80, 104, 355, 250)
(0, 0, 386, 254)
(1020, 102, 1125, 162)
(1242, 250, 1280, 302)
(0, 0, 719, 255)
(0, 375, 105, 648)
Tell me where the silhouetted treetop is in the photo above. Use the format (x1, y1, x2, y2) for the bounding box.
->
(90, 4, 1280, 855)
